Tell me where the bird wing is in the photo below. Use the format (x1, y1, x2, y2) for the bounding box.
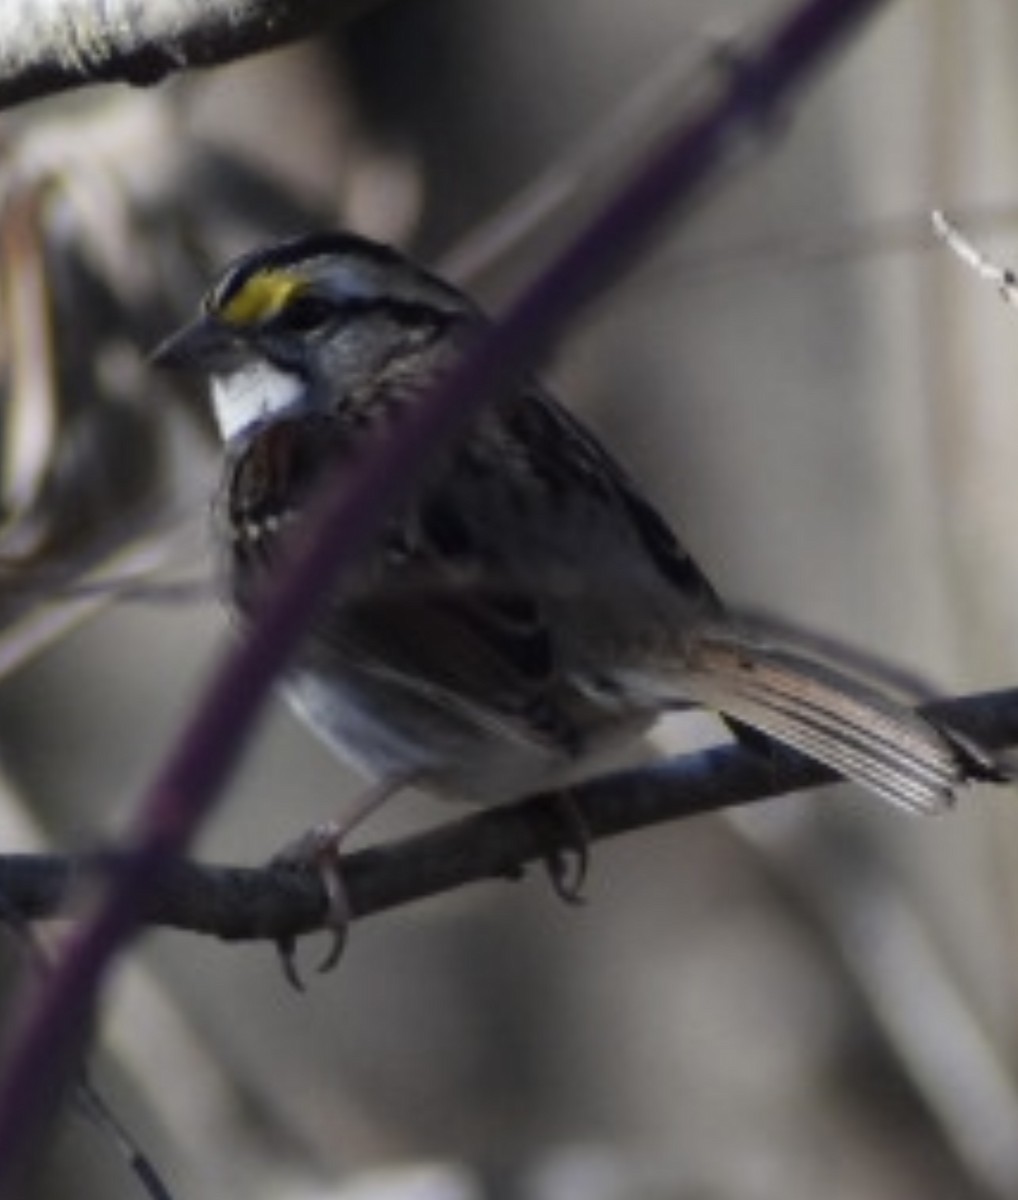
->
(307, 379, 712, 747)
(225, 380, 716, 748)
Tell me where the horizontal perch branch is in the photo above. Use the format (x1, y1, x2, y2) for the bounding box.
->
(2, 686, 1014, 948)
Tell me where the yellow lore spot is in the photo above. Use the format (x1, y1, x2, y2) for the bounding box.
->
(218, 270, 302, 327)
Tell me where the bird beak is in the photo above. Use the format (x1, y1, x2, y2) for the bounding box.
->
(151, 314, 243, 373)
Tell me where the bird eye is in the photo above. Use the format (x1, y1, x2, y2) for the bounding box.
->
(274, 294, 335, 334)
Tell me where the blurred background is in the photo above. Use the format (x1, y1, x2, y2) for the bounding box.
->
(2, 0, 1018, 1196)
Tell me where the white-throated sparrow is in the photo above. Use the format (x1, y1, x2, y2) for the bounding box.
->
(153, 232, 993, 961)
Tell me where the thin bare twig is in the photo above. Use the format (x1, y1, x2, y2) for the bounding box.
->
(932, 209, 1018, 305)
(0, 900, 173, 1200)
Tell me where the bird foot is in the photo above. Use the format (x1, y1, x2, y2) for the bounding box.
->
(267, 776, 412, 988)
(269, 821, 352, 990)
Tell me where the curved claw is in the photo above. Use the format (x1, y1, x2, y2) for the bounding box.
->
(276, 935, 306, 993)
(541, 792, 591, 905)
(316, 856, 351, 973)
(544, 844, 588, 905)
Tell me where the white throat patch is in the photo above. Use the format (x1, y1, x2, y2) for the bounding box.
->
(211, 362, 305, 443)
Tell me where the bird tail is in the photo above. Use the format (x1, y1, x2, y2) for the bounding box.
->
(647, 633, 995, 815)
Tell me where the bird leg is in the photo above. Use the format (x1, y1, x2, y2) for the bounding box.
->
(270, 774, 412, 988)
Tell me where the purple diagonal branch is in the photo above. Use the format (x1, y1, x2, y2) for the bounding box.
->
(0, 0, 894, 1187)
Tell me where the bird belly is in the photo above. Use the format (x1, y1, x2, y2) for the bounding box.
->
(284, 669, 448, 787)
(283, 668, 561, 804)
(282, 665, 654, 806)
